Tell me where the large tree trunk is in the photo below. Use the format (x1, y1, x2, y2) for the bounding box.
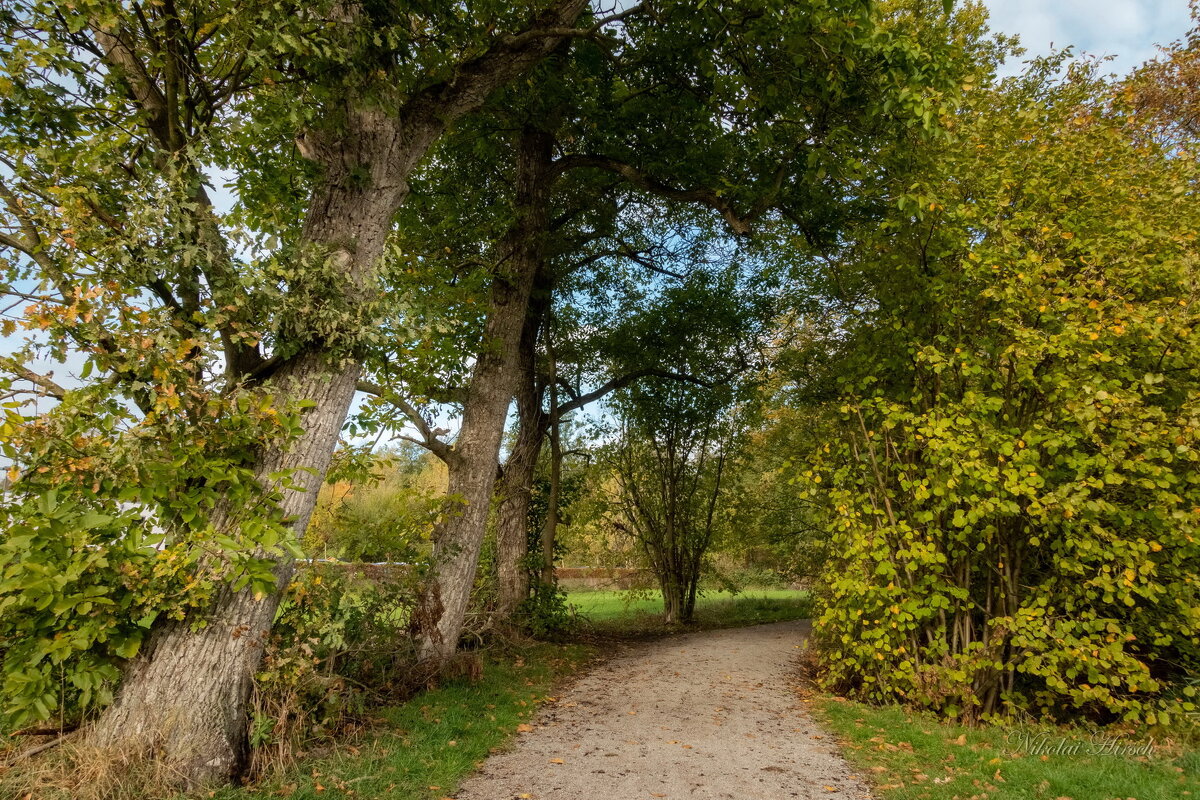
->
(88, 137, 410, 782)
(494, 424, 542, 619)
(416, 125, 555, 663)
(494, 284, 551, 619)
(86, 354, 361, 785)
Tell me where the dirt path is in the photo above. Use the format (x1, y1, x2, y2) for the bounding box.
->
(454, 620, 872, 800)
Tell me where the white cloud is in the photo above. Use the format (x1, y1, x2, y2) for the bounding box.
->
(983, 0, 1193, 76)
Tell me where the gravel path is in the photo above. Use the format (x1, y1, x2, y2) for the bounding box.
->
(454, 620, 872, 800)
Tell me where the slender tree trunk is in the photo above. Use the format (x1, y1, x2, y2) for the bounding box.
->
(494, 287, 550, 618)
(661, 571, 683, 625)
(416, 125, 555, 663)
(540, 326, 562, 587)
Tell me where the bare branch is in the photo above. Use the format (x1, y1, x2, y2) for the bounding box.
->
(557, 368, 709, 418)
(0, 356, 67, 400)
(357, 380, 453, 464)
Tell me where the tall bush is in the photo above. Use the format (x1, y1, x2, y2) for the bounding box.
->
(807, 61, 1200, 724)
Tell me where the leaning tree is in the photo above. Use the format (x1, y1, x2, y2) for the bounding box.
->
(0, 0, 599, 785)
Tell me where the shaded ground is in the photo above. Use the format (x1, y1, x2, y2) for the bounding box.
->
(455, 620, 871, 800)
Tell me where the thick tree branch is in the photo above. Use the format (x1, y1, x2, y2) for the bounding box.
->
(498, 2, 648, 49)
(0, 356, 67, 400)
(404, 0, 591, 126)
(553, 154, 761, 236)
(556, 368, 710, 417)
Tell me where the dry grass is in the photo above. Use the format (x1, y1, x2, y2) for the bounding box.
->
(0, 735, 190, 800)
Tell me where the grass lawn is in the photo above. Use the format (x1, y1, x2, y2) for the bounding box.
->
(565, 588, 812, 632)
(813, 695, 1200, 800)
(207, 643, 594, 800)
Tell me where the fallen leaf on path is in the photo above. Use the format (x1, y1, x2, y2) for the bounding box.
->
(517, 724, 533, 732)
(549, 758, 565, 764)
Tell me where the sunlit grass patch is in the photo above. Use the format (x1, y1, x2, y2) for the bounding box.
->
(208, 642, 593, 800)
(566, 588, 812, 633)
(813, 695, 1200, 800)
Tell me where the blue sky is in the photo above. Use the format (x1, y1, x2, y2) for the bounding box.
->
(983, 0, 1193, 76)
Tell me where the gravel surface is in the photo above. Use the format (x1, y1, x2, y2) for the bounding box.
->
(454, 620, 872, 800)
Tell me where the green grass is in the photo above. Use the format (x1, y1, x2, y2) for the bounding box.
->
(565, 588, 812, 633)
(814, 695, 1200, 800)
(211, 643, 594, 800)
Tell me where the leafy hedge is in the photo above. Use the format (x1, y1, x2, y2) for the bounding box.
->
(803, 61, 1200, 724)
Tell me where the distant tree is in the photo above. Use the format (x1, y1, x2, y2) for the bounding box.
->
(602, 272, 759, 623)
(1128, 4, 1200, 147)
(611, 391, 732, 624)
(305, 449, 447, 563)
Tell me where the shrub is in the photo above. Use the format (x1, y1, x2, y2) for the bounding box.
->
(804, 62, 1200, 725)
(248, 563, 420, 776)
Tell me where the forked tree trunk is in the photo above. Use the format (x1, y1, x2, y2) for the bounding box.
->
(494, 289, 550, 619)
(416, 125, 555, 663)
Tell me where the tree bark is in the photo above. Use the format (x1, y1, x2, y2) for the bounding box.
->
(84, 353, 361, 785)
(494, 275, 552, 619)
(86, 165, 401, 783)
(415, 125, 555, 663)
(540, 325, 562, 587)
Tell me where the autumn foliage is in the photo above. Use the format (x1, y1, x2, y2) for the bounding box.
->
(803, 62, 1200, 725)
